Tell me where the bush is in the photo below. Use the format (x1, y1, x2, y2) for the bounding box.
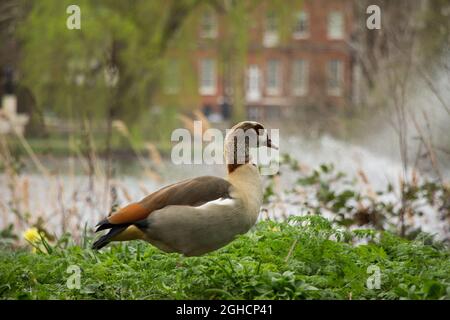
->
(1, 216, 449, 300)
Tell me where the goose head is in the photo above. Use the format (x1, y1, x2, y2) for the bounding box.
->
(224, 121, 277, 173)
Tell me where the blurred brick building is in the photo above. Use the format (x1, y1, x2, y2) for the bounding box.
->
(164, 0, 355, 121)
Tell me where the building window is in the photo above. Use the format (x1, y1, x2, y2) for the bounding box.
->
(200, 9, 218, 39)
(266, 59, 282, 95)
(293, 11, 309, 39)
(327, 11, 344, 39)
(246, 65, 262, 102)
(292, 59, 308, 96)
(199, 58, 216, 95)
(247, 106, 263, 121)
(327, 60, 343, 96)
(164, 59, 180, 94)
(263, 11, 279, 47)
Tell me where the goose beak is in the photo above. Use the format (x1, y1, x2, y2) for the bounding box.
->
(266, 137, 278, 150)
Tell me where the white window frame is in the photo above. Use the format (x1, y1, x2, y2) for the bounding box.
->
(327, 11, 344, 39)
(199, 58, 217, 96)
(292, 59, 309, 96)
(263, 11, 279, 47)
(200, 9, 218, 39)
(266, 59, 282, 96)
(246, 65, 262, 102)
(293, 11, 309, 39)
(327, 60, 343, 96)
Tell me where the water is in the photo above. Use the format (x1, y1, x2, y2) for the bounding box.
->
(1, 133, 448, 239)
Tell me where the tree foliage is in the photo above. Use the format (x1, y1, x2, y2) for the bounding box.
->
(18, 0, 304, 127)
(19, 0, 204, 122)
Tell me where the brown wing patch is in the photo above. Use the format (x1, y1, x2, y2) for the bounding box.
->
(139, 176, 232, 212)
(104, 176, 231, 226)
(108, 203, 149, 224)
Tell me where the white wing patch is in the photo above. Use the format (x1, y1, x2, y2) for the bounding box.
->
(197, 197, 236, 209)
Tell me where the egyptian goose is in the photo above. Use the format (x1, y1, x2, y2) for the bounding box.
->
(92, 121, 277, 256)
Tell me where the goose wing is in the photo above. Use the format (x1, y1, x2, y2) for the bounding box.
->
(95, 175, 233, 230)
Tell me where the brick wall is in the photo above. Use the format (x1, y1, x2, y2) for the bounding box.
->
(178, 0, 355, 120)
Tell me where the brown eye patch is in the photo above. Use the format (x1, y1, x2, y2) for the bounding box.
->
(252, 123, 264, 135)
(241, 123, 264, 135)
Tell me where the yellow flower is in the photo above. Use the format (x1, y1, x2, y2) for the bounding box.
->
(23, 227, 50, 254)
(23, 227, 41, 244)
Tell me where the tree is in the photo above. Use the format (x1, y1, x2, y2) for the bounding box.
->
(19, 0, 207, 123)
(19, 0, 305, 127)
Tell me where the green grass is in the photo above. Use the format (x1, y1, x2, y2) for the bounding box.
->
(1, 216, 449, 300)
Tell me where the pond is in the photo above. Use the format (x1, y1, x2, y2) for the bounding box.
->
(1, 133, 448, 239)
